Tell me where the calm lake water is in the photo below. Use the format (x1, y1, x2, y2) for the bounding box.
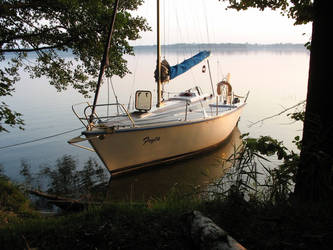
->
(0, 45, 309, 197)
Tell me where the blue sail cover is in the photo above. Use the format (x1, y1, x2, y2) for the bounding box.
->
(169, 50, 210, 80)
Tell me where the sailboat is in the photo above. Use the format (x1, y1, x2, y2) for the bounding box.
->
(68, 0, 248, 175)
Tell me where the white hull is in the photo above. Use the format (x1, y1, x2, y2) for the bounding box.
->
(85, 104, 245, 173)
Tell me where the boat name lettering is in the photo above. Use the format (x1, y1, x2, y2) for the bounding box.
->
(143, 136, 160, 145)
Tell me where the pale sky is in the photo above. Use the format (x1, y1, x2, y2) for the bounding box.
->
(131, 0, 312, 45)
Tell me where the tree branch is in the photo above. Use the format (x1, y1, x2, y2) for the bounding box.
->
(249, 100, 306, 128)
(1, 45, 65, 53)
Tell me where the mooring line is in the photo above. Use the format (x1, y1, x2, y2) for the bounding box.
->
(0, 127, 84, 150)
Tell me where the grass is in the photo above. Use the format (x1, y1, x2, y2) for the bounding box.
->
(1, 180, 332, 250)
(0, 176, 39, 226)
(200, 197, 333, 250)
(0, 202, 192, 249)
(1, 131, 332, 249)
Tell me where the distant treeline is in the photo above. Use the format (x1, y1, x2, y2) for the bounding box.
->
(134, 43, 308, 53)
(1, 43, 307, 60)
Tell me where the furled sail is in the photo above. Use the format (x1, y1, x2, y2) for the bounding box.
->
(170, 50, 210, 80)
(155, 50, 210, 83)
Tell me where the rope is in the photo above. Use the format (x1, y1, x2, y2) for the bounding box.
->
(127, 47, 139, 111)
(109, 77, 120, 115)
(0, 127, 84, 150)
(234, 94, 246, 98)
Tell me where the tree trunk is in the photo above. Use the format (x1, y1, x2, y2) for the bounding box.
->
(185, 210, 246, 250)
(294, 0, 333, 202)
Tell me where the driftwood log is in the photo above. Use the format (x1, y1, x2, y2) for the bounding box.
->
(185, 210, 246, 250)
(29, 190, 101, 211)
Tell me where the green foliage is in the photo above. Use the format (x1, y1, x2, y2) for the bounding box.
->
(19, 160, 34, 188)
(221, 0, 313, 25)
(40, 155, 78, 195)
(0, 202, 190, 250)
(244, 135, 288, 160)
(78, 157, 108, 194)
(288, 110, 305, 123)
(20, 155, 109, 198)
(0, 164, 5, 178)
(146, 184, 202, 213)
(209, 103, 307, 204)
(0, 179, 29, 212)
(0, 177, 37, 226)
(0, 101, 24, 132)
(1, 191, 332, 249)
(212, 132, 300, 204)
(0, 0, 150, 132)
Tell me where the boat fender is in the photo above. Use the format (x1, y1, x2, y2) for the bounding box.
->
(217, 82, 223, 95)
(217, 80, 232, 96)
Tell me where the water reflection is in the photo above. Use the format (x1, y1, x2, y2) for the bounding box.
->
(0, 49, 308, 178)
(107, 127, 242, 201)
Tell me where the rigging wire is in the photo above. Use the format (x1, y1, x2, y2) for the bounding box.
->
(107, 76, 110, 116)
(163, 0, 166, 57)
(173, 2, 188, 62)
(180, 0, 193, 56)
(127, 61, 139, 111)
(0, 127, 85, 151)
(201, 0, 225, 84)
(201, 0, 210, 44)
(127, 40, 140, 111)
(186, 0, 212, 90)
(108, 77, 119, 115)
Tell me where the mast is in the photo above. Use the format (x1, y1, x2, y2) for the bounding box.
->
(89, 0, 120, 124)
(156, 0, 162, 107)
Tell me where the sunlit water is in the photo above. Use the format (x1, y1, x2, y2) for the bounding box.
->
(0, 46, 309, 198)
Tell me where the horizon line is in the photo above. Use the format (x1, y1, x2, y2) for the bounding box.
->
(133, 42, 306, 47)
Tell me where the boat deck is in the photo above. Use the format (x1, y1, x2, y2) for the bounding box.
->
(98, 97, 240, 130)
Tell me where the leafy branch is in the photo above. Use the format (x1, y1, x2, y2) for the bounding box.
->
(0, 0, 150, 132)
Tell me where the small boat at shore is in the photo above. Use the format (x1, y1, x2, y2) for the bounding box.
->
(68, 0, 248, 175)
